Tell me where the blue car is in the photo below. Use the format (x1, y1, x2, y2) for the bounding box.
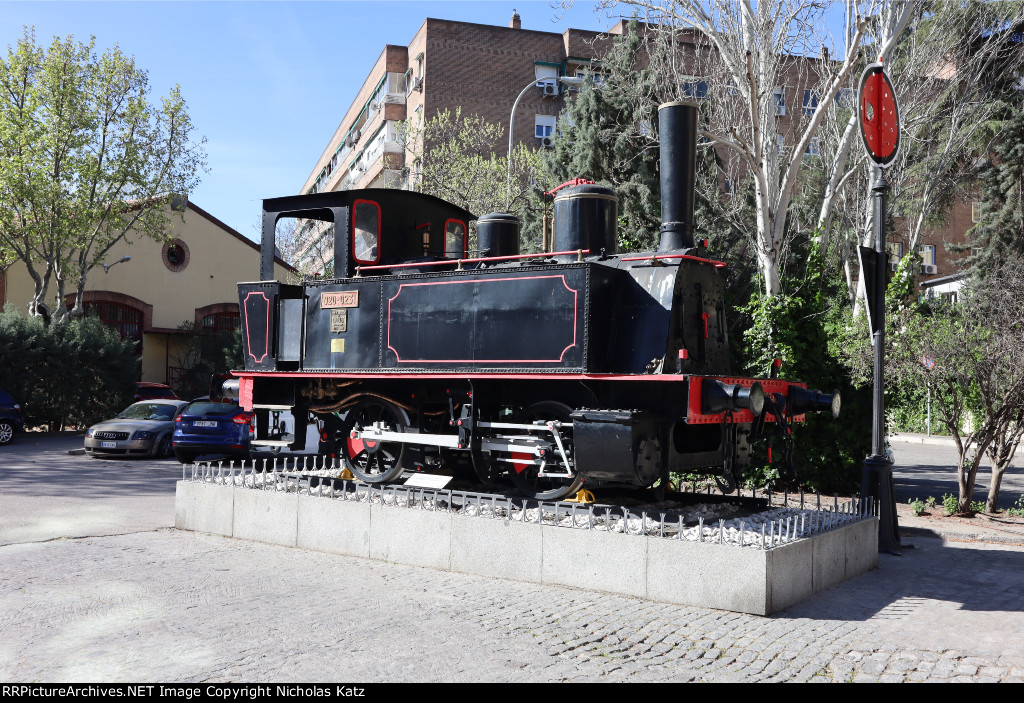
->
(0, 388, 25, 445)
(172, 399, 252, 463)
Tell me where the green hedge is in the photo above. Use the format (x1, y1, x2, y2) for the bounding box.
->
(0, 306, 137, 429)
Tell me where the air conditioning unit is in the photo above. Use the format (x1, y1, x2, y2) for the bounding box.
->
(352, 129, 361, 142)
(542, 136, 554, 148)
(413, 77, 423, 92)
(889, 261, 900, 272)
(776, 105, 786, 116)
(542, 83, 559, 97)
(921, 264, 937, 275)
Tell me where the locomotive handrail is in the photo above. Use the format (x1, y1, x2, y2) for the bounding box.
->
(620, 253, 727, 268)
(355, 249, 591, 274)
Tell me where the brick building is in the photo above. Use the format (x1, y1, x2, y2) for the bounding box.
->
(296, 11, 970, 283)
(293, 12, 615, 269)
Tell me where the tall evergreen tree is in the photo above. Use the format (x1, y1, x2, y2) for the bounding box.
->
(968, 100, 1024, 276)
(537, 21, 662, 251)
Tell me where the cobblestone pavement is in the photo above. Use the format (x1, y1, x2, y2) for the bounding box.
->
(2, 527, 1023, 682)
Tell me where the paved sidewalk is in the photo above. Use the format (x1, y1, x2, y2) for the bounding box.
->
(1, 524, 1023, 682)
(2, 435, 1023, 682)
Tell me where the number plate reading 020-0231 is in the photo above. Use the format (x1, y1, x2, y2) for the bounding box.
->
(321, 291, 358, 309)
(330, 309, 347, 333)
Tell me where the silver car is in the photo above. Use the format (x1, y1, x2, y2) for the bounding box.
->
(84, 399, 188, 459)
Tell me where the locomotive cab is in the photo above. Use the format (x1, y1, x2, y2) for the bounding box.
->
(258, 189, 474, 281)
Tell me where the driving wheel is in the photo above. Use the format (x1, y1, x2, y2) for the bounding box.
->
(509, 401, 583, 501)
(340, 398, 408, 483)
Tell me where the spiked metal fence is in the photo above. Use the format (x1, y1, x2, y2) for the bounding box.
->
(183, 457, 875, 550)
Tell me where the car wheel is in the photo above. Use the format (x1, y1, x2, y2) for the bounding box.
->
(155, 433, 172, 459)
(175, 450, 197, 464)
(0, 420, 14, 445)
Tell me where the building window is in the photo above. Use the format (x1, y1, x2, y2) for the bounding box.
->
(535, 114, 557, 140)
(444, 219, 467, 259)
(972, 201, 981, 223)
(352, 200, 381, 264)
(535, 63, 559, 90)
(888, 242, 904, 261)
(202, 311, 240, 335)
(85, 301, 143, 346)
(777, 133, 785, 155)
(919, 244, 936, 267)
(803, 90, 819, 116)
(804, 137, 820, 158)
(682, 77, 708, 99)
(774, 88, 786, 116)
(574, 67, 603, 86)
(162, 239, 190, 272)
(836, 88, 856, 109)
(206, 312, 238, 333)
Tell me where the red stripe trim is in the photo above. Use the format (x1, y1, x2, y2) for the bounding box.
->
(233, 371, 695, 381)
(620, 253, 726, 267)
(357, 249, 591, 272)
(386, 275, 578, 363)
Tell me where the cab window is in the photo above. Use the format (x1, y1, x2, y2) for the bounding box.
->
(444, 219, 466, 259)
(352, 200, 381, 263)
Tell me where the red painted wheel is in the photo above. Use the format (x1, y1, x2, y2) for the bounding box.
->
(340, 398, 407, 483)
(509, 401, 583, 501)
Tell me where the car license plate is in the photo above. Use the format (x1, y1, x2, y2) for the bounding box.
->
(100, 441, 117, 448)
(194, 421, 218, 428)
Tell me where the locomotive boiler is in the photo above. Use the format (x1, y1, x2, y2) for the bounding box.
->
(224, 101, 839, 500)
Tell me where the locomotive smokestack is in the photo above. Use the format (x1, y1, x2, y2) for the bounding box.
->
(658, 100, 698, 252)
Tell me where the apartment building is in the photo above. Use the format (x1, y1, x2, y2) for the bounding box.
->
(293, 12, 615, 270)
(296, 12, 969, 282)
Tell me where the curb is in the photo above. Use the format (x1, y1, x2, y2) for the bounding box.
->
(889, 433, 957, 448)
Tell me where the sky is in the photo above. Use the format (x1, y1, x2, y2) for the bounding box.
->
(0, 0, 620, 240)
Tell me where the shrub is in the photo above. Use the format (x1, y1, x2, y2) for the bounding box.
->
(0, 306, 137, 429)
(739, 244, 870, 494)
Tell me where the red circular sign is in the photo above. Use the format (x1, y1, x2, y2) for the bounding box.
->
(858, 63, 900, 167)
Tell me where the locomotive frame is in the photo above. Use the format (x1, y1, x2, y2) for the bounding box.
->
(222, 101, 839, 501)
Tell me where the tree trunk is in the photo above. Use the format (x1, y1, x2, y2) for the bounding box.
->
(987, 461, 1008, 513)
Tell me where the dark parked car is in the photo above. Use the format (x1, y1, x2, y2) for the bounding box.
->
(172, 399, 252, 464)
(84, 400, 188, 458)
(0, 389, 25, 445)
(134, 382, 180, 402)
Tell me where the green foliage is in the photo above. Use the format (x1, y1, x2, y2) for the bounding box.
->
(1006, 495, 1024, 517)
(0, 28, 206, 322)
(536, 22, 662, 252)
(167, 321, 240, 400)
(224, 326, 244, 372)
(942, 492, 960, 516)
(909, 498, 926, 516)
(0, 306, 136, 428)
(739, 241, 870, 493)
(967, 98, 1024, 276)
(395, 107, 545, 226)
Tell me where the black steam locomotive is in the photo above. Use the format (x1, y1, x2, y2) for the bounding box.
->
(224, 101, 839, 500)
